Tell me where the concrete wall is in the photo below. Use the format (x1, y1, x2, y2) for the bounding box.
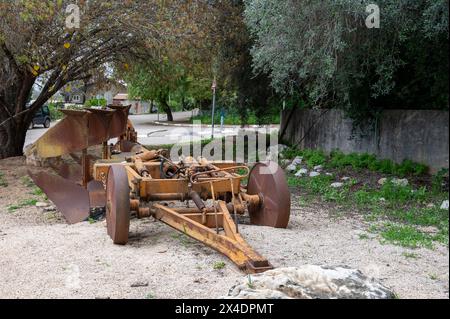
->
(280, 109, 449, 172)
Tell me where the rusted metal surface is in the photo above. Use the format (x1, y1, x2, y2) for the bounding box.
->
(247, 161, 291, 228)
(108, 105, 130, 138)
(28, 170, 90, 224)
(49, 162, 82, 183)
(152, 202, 272, 273)
(35, 107, 131, 159)
(85, 108, 115, 146)
(87, 180, 106, 208)
(106, 165, 130, 245)
(35, 110, 90, 158)
(28, 104, 291, 274)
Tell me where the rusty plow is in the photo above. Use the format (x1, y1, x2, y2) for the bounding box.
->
(27, 105, 291, 273)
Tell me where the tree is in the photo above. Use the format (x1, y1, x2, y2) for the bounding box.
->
(244, 0, 449, 123)
(126, 59, 182, 122)
(0, 0, 205, 158)
(209, 0, 277, 124)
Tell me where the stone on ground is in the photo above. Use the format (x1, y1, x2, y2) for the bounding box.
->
(441, 200, 449, 210)
(378, 177, 409, 187)
(286, 164, 297, 172)
(224, 266, 395, 299)
(309, 172, 320, 177)
(292, 156, 303, 166)
(295, 168, 308, 177)
(330, 182, 344, 188)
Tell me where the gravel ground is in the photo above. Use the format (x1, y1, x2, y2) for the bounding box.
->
(0, 157, 448, 299)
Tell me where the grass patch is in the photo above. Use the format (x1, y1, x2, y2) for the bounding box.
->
(0, 171, 7, 187)
(20, 176, 35, 188)
(192, 112, 280, 126)
(358, 233, 370, 240)
(285, 146, 449, 249)
(7, 199, 38, 212)
(282, 148, 429, 176)
(171, 233, 193, 247)
(213, 261, 226, 270)
(402, 252, 420, 259)
(379, 223, 434, 249)
(429, 274, 439, 280)
(31, 186, 44, 196)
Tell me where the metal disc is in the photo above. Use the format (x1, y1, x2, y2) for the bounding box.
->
(106, 165, 130, 245)
(247, 161, 291, 228)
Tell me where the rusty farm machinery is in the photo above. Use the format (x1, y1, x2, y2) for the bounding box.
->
(27, 105, 291, 273)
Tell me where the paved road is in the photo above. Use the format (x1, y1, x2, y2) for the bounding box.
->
(25, 111, 279, 148)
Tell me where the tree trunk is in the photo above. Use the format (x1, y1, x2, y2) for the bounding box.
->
(0, 120, 28, 159)
(160, 100, 174, 122)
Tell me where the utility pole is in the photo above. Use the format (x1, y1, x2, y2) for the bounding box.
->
(211, 77, 217, 139)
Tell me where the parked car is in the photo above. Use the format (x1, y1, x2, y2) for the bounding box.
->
(29, 105, 51, 129)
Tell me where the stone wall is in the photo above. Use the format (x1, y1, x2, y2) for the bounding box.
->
(280, 109, 449, 172)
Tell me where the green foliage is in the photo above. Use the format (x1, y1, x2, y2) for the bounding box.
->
(284, 148, 429, 177)
(7, 198, 38, 212)
(286, 146, 449, 249)
(192, 110, 280, 125)
(380, 223, 434, 249)
(244, 0, 449, 123)
(86, 98, 107, 108)
(282, 148, 326, 168)
(0, 171, 7, 187)
(213, 261, 226, 270)
(432, 168, 449, 194)
(48, 103, 64, 121)
(31, 186, 44, 196)
(20, 176, 35, 188)
(378, 181, 427, 203)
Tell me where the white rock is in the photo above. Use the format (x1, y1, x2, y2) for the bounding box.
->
(295, 169, 308, 177)
(280, 159, 291, 168)
(286, 164, 297, 172)
(223, 266, 395, 299)
(310, 172, 321, 178)
(313, 165, 323, 171)
(292, 156, 303, 166)
(379, 178, 409, 187)
(330, 182, 344, 188)
(35, 202, 50, 208)
(341, 177, 351, 181)
(325, 173, 333, 176)
(441, 200, 449, 210)
(379, 198, 386, 202)
(392, 178, 409, 187)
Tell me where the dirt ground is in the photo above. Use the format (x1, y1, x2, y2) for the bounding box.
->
(0, 157, 448, 299)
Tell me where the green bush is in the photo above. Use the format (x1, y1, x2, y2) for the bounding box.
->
(86, 98, 107, 107)
(432, 168, 449, 194)
(48, 103, 64, 121)
(286, 147, 429, 177)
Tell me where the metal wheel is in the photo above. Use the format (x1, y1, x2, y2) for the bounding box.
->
(247, 161, 291, 228)
(106, 165, 130, 245)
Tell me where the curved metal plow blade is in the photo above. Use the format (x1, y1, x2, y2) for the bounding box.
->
(34, 106, 131, 159)
(35, 110, 90, 158)
(49, 162, 83, 183)
(108, 105, 131, 138)
(28, 170, 90, 224)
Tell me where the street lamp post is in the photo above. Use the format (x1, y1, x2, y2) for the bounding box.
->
(211, 77, 217, 139)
